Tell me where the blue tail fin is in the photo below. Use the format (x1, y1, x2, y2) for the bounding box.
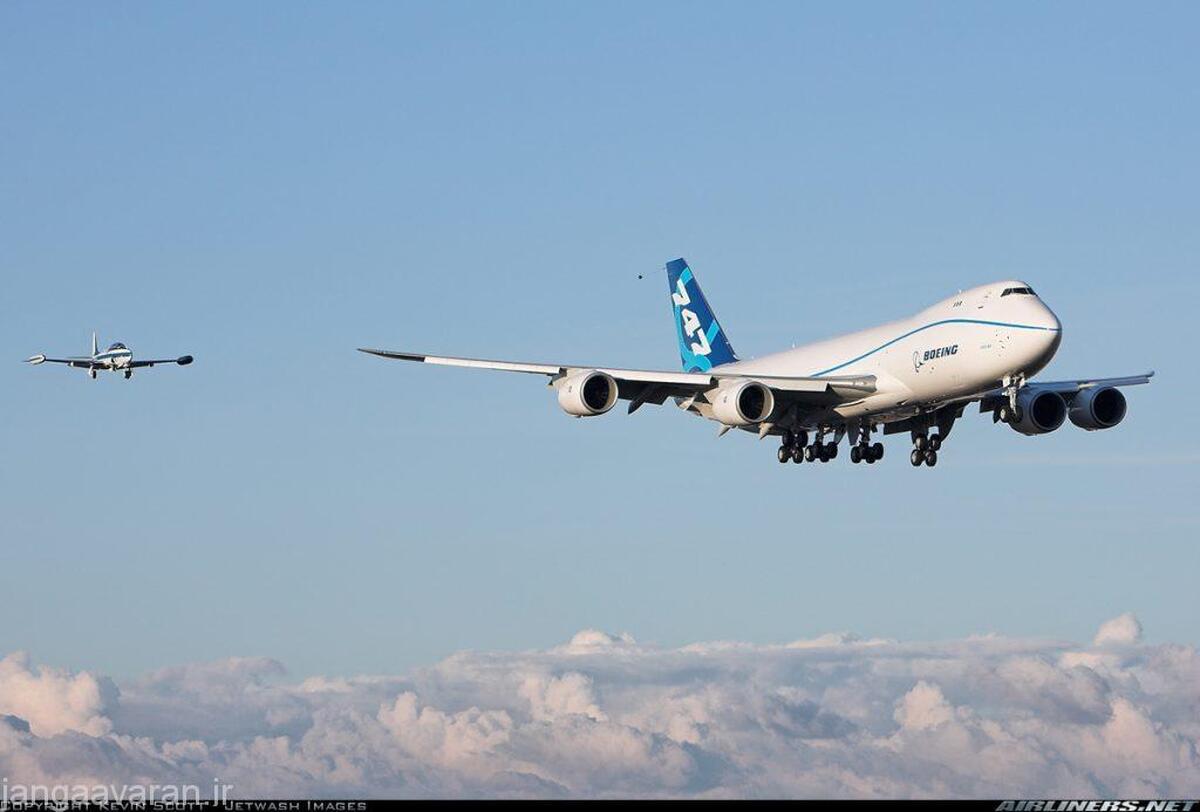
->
(666, 258, 738, 372)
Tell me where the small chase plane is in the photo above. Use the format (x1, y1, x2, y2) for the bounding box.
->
(360, 259, 1152, 468)
(26, 332, 194, 380)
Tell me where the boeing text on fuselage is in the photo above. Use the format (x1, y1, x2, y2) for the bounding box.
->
(359, 259, 1152, 469)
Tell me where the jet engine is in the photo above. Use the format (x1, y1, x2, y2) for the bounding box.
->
(557, 370, 618, 417)
(711, 379, 775, 427)
(1009, 389, 1067, 435)
(1069, 386, 1127, 430)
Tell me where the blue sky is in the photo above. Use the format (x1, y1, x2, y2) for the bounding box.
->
(1, 1, 1196, 680)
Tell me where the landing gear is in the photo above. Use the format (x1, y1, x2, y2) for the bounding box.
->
(910, 431, 943, 467)
(786, 428, 834, 463)
(778, 430, 809, 464)
(87, 369, 97, 380)
(997, 373, 1026, 424)
(124, 369, 132, 380)
(998, 404, 1023, 424)
(851, 425, 884, 465)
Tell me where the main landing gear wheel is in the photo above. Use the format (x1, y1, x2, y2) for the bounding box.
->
(928, 434, 942, 451)
(804, 444, 817, 462)
(850, 446, 862, 464)
(777, 430, 811, 465)
(924, 449, 938, 467)
(124, 370, 132, 380)
(910, 448, 923, 467)
(872, 442, 884, 460)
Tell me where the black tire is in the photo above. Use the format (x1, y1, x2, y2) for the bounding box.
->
(825, 442, 837, 459)
(925, 449, 938, 467)
(782, 430, 795, 448)
(796, 431, 808, 448)
(910, 449, 923, 467)
(914, 435, 927, 451)
(872, 442, 884, 460)
(850, 446, 862, 464)
(929, 434, 942, 451)
(777, 446, 790, 463)
(792, 446, 804, 463)
(804, 445, 817, 462)
(865, 451, 877, 464)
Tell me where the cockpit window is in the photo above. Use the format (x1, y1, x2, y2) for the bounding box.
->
(1001, 287, 1035, 297)
(108, 342, 127, 351)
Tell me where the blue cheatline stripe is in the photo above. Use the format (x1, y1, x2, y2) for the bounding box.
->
(811, 318, 1060, 377)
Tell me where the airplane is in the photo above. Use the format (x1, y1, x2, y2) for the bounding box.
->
(25, 332, 194, 380)
(359, 258, 1152, 468)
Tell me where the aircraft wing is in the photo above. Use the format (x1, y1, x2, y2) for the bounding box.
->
(128, 355, 195, 369)
(357, 349, 875, 409)
(24, 355, 94, 368)
(977, 371, 1154, 412)
(1020, 372, 1155, 393)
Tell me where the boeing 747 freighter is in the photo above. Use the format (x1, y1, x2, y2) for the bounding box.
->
(361, 259, 1151, 468)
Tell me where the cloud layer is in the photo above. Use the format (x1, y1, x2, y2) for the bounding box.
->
(1, 619, 1198, 798)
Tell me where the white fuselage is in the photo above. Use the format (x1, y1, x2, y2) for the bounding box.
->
(719, 280, 1062, 425)
(93, 347, 134, 369)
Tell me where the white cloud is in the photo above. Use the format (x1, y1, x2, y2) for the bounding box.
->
(1094, 612, 1143, 646)
(1, 613, 1198, 798)
(0, 652, 114, 737)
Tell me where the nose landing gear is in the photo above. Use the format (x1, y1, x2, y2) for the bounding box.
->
(995, 373, 1027, 424)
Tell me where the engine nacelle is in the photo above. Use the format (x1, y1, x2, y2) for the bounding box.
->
(1010, 389, 1067, 435)
(711, 379, 775, 427)
(1069, 386, 1127, 431)
(557, 370, 618, 417)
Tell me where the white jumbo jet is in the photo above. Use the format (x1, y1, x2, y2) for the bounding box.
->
(360, 258, 1152, 468)
(25, 332, 194, 380)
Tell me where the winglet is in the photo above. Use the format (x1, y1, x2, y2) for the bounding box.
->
(25, 354, 46, 365)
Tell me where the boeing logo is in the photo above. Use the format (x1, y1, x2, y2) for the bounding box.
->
(913, 344, 958, 372)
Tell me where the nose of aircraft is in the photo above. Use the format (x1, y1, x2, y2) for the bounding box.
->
(1037, 298, 1062, 332)
(1030, 298, 1063, 368)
